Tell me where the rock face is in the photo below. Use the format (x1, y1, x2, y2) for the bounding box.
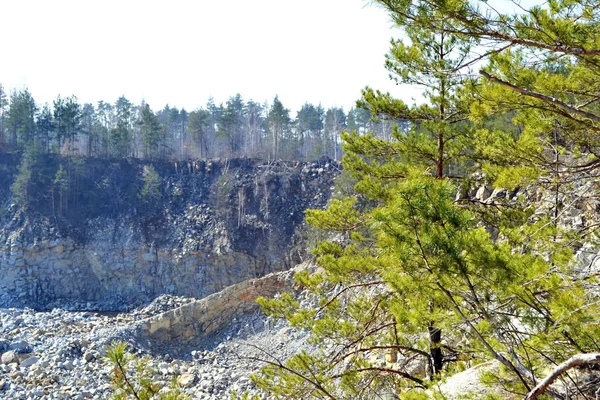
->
(0, 154, 338, 310)
(137, 267, 297, 341)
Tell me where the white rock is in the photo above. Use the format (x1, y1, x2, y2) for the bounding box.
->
(177, 372, 197, 387)
(1, 351, 19, 365)
(19, 356, 39, 368)
(438, 361, 501, 399)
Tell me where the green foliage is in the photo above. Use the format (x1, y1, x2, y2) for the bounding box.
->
(138, 165, 161, 203)
(105, 342, 191, 400)
(252, 1, 600, 399)
(36, 103, 54, 153)
(11, 154, 33, 206)
(53, 95, 81, 153)
(267, 95, 291, 159)
(7, 88, 37, 148)
(138, 103, 163, 159)
(0, 83, 378, 161)
(218, 94, 245, 155)
(187, 108, 211, 158)
(292, 169, 363, 256)
(297, 103, 325, 160)
(110, 96, 133, 158)
(11, 142, 44, 208)
(53, 164, 69, 215)
(230, 391, 261, 400)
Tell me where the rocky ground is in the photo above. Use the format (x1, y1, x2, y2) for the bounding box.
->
(0, 294, 311, 400)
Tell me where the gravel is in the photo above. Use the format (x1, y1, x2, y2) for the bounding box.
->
(0, 295, 312, 399)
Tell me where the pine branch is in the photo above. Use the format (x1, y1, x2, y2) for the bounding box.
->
(114, 356, 141, 400)
(524, 353, 600, 400)
(332, 366, 426, 387)
(238, 343, 339, 400)
(480, 70, 600, 126)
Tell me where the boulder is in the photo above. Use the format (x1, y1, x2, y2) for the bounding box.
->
(20, 356, 40, 368)
(177, 372, 197, 387)
(83, 351, 94, 363)
(438, 361, 503, 399)
(1, 350, 19, 365)
(8, 340, 30, 353)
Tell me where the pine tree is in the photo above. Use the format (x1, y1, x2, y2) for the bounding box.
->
(267, 96, 291, 160)
(253, 1, 600, 398)
(36, 104, 54, 153)
(138, 165, 161, 203)
(53, 164, 68, 215)
(111, 96, 133, 158)
(105, 342, 191, 400)
(7, 89, 37, 149)
(137, 102, 162, 160)
(296, 103, 324, 160)
(187, 108, 211, 159)
(81, 103, 95, 156)
(376, 0, 600, 183)
(53, 95, 81, 155)
(11, 142, 44, 208)
(244, 100, 265, 156)
(218, 94, 245, 156)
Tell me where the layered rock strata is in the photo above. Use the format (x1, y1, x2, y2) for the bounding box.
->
(0, 155, 338, 310)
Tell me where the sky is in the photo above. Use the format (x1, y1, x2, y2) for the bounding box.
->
(1, 0, 409, 114)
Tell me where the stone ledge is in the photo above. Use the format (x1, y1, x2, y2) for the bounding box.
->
(136, 266, 302, 341)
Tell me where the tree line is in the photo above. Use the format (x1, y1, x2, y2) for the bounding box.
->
(0, 87, 406, 161)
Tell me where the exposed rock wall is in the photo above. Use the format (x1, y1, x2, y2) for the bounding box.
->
(0, 155, 338, 310)
(137, 267, 297, 342)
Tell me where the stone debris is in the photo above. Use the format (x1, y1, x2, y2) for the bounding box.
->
(0, 291, 313, 400)
(0, 157, 339, 397)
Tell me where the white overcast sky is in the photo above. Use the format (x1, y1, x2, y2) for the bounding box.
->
(1, 0, 409, 114)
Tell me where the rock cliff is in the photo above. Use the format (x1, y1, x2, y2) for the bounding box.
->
(0, 154, 339, 310)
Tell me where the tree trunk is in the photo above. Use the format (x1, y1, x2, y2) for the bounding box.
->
(428, 323, 443, 375)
